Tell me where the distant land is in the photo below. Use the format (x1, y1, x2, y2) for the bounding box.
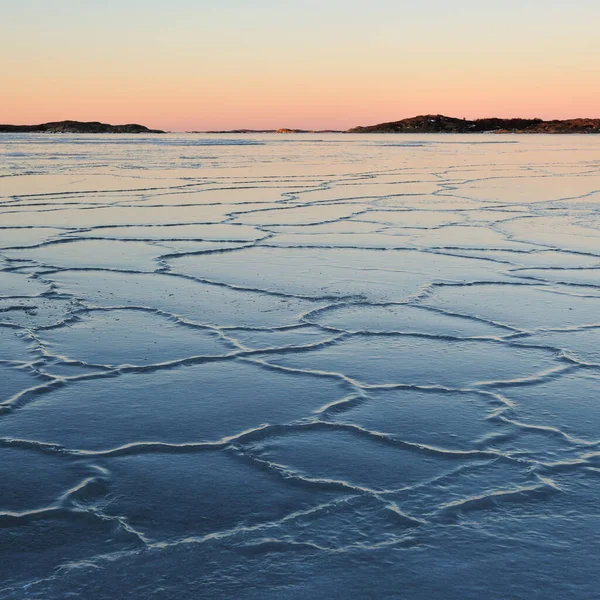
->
(0, 121, 165, 134)
(197, 115, 600, 134)
(348, 114, 600, 134)
(2, 115, 600, 135)
(198, 128, 344, 134)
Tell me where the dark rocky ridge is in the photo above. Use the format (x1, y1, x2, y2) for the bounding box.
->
(0, 121, 165, 134)
(349, 114, 600, 134)
(3, 116, 598, 135)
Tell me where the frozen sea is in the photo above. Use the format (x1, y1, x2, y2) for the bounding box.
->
(0, 132, 599, 599)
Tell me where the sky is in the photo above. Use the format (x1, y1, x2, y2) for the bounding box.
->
(2, 0, 599, 131)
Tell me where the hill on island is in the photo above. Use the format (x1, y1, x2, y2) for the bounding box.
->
(0, 121, 165, 134)
(348, 114, 600, 134)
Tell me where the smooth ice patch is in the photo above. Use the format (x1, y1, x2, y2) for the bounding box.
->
(267, 221, 382, 235)
(130, 185, 297, 205)
(513, 268, 600, 288)
(0, 504, 138, 590)
(517, 328, 600, 364)
(421, 284, 600, 330)
(0, 364, 47, 404)
(246, 428, 462, 492)
(224, 326, 338, 350)
(233, 203, 364, 226)
(0, 173, 189, 197)
(502, 372, 600, 441)
(0, 271, 49, 297)
(309, 304, 513, 337)
(0, 449, 96, 513)
(499, 216, 600, 254)
(459, 175, 600, 204)
(0, 297, 76, 328)
(328, 389, 501, 451)
(356, 210, 463, 228)
(168, 247, 509, 302)
(152, 241, 252, 254)
(0, 228, 66, 248)
(0, 204, 238, 228)
(69, 223, 264, 242)
(257, 334, 561, 387)
(406, 226, 535, 250)
(0, 327, 39, 362)
(0, 360, 352, 449)
(45, 270, 320, 328)
(267, 232, 412, 249)
(37, 309, 234, 366)
(102, 451, 343, 540)
(4, 240, 170, 272)
(435, 249, 600, 269)
(293, 181, 440, 202)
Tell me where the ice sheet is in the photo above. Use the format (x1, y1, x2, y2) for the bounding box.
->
(1, 132, 600, 599)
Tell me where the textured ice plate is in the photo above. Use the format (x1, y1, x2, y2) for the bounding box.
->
(2, 133, 600, 600)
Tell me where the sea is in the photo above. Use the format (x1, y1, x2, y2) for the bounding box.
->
(1, 132, 599, 599)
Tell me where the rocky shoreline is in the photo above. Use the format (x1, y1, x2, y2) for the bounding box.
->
(348, 114, 600, 134)
(3, 115, 600, 135)
(0, 121, 165, 134)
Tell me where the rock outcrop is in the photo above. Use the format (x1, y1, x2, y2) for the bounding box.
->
(0, 121, 165, 134)
(348, 114, 600, 134)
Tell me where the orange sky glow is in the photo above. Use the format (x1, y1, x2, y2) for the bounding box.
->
(2, 1, 599, 131)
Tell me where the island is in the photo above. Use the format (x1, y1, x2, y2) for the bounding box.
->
(197, 128, 344, 134)
(348, 114, 600, 134)
(0, 121, 165, 134)
(3, 116, 599, 135)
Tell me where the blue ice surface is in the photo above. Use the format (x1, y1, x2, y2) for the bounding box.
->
(1, 132, 600, 599)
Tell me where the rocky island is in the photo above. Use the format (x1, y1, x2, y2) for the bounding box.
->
(348, 114, 600, 134)
(0, 120, 165, 134)
(3, 116, 599, 135)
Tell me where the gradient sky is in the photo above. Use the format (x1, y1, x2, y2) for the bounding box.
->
(2, 0, 599, 131)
